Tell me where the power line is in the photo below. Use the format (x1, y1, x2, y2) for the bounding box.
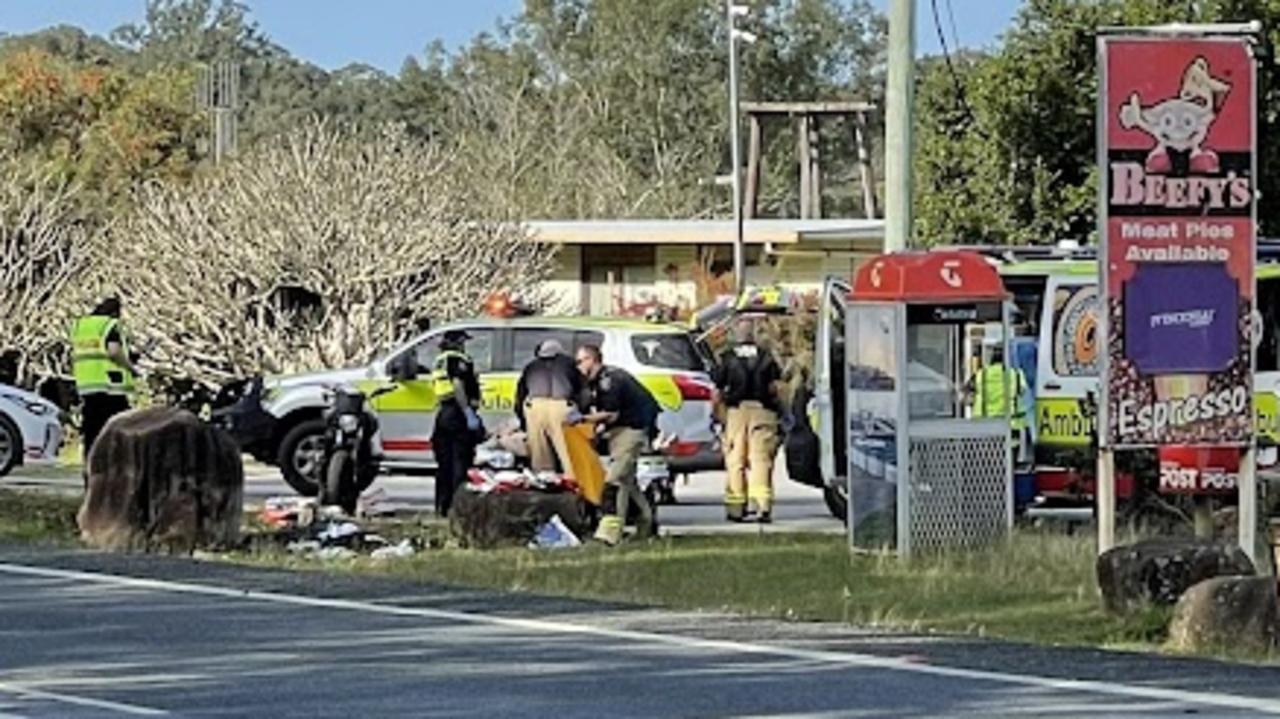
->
(929, 0, 977, 128)
(945, 0, 961, 53)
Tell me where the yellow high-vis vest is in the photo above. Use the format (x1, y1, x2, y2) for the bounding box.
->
(71, 315, 135, 396)
(431, 350, 470, 400)
(973, 363, 1026, 429)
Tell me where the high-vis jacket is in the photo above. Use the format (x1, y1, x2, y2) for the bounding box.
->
(71, 315, 135, 396)
(431, 350, 479, 407)
(972, 363, 1027, 429)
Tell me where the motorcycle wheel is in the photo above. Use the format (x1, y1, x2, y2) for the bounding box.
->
(325, 449, 356, 514)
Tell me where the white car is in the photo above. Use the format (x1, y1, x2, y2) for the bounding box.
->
(0, 384, 65, 477)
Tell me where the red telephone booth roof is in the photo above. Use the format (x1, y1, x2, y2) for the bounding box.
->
(851, 250, 1009, 302)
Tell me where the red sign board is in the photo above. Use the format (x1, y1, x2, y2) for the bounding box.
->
(851, 251, 1007, 303)
(1158, 445, 1241, 494)
(1099, 33, 1257, 449)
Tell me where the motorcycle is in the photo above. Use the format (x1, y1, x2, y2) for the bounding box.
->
(320, 383, 396, 514)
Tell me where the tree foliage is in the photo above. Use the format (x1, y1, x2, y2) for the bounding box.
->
(914, 0, 1280, 246)
(439, 0, 885, 218)
(99, 122, 555, 392)
(0, 154, 94, 385)
(3, 0, 888, 221)
(0, 45, 203, 213)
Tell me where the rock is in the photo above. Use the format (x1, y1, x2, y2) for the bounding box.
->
(1212, 506, 1278, 575)
(1167, 575, 1279, 654)
(78, 407, 244, 552)
(450, 488, 593, 549)
(1096, 537, 1255, 614)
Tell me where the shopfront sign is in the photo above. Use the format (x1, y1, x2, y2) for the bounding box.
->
(1099, 33, 1256, 448)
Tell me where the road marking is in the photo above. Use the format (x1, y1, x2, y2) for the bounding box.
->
(0, 681, 167, 716)
(2, 562, 1278, 714)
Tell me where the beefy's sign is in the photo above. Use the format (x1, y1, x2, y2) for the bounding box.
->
(1100, 34, 1256, 448)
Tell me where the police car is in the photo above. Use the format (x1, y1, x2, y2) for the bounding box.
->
(221, 317, 720, 495)
(0, 383, 64, 477)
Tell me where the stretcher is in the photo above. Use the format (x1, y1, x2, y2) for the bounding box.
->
(563, 422, 606, 505)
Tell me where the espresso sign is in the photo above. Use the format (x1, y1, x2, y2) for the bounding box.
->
(1099, 33, 1256, 448)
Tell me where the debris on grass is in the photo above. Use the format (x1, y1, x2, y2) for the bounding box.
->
(529, 514, 582, 550)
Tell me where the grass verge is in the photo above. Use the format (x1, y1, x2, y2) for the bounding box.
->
(237, 527, 1168, 649)
(0, 488, 1180, 652)
(0, 488, 81, 545)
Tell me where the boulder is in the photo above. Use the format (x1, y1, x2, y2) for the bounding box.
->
(78, 407, 244, 552)
(1167, 575, 1279, 654)
(1096, 537, 1255, 614)
(450, 488, 593, 549)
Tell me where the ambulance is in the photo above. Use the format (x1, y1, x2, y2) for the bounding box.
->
(800, 243, 1280, 520)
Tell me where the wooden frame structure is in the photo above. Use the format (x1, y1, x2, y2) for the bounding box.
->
(740, 101, 877, 220)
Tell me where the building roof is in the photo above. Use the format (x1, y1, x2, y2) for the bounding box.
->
(526, 218, 885, 246)
(439, 316, 688, 333)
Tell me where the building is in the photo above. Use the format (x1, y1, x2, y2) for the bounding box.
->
(529, 219, 885, 316)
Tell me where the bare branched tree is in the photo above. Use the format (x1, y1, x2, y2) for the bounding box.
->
(0, 155, 93, 386)
(99, 121, 556, 393)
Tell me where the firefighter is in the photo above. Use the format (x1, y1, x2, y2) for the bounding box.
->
(430, 329, 482, 517)
(515, 339, 584, 478)
(71, 297, 136, 474)
(576, 343, 659, 545)
(713, 318, 782, 523)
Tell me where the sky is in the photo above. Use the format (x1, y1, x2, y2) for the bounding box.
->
(0, 0, 1022, 75)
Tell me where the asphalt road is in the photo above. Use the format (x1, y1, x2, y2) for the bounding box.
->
(2, 548, 1280, 718)
(1, 466, 843, 536)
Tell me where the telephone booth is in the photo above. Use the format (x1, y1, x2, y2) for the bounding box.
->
(845, 251, 1014, 556)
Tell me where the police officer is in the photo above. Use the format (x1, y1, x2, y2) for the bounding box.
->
(713, 318, 782, 523)
(515, 339, 584, 478)
(71, 297, 136, 470)
(430, 329, 482, 517)
(576, 344, 659, 545)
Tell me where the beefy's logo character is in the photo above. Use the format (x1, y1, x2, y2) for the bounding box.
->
(1118, 57, 1231, 175)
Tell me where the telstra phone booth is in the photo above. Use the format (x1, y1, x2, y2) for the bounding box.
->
(844, 250, 1014, 557)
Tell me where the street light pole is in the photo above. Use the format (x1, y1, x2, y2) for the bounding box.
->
(727, 1, 754, 294)
(883, 0, 915, 252)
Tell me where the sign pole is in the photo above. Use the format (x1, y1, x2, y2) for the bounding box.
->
(1095, 32, 1115, 556)
(1240, 447, 1258, 564)
(1098, 449, 1116, 553)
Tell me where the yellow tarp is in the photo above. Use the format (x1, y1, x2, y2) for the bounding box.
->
(563, 422, 605, 506)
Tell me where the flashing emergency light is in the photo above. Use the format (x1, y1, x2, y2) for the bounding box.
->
(484, 291, 535, 318)
(484, 292, 517, 318)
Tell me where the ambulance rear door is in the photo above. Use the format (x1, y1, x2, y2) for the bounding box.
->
(814, 277, 851, 489)
(1036, 274, 1099, 453)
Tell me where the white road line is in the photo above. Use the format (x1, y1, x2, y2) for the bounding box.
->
(0, 681, 167, 716)
(2, 562, 1278, 715)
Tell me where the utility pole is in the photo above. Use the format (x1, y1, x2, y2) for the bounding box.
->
(197, 61, 240, 165)
(883, 0, 915, 252)
(726, 1, 756, 294)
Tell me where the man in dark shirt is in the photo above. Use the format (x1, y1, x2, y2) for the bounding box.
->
(713, 318, 782, 523)
(577, 343, 658, 544)
(515, 339, 584, 477)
